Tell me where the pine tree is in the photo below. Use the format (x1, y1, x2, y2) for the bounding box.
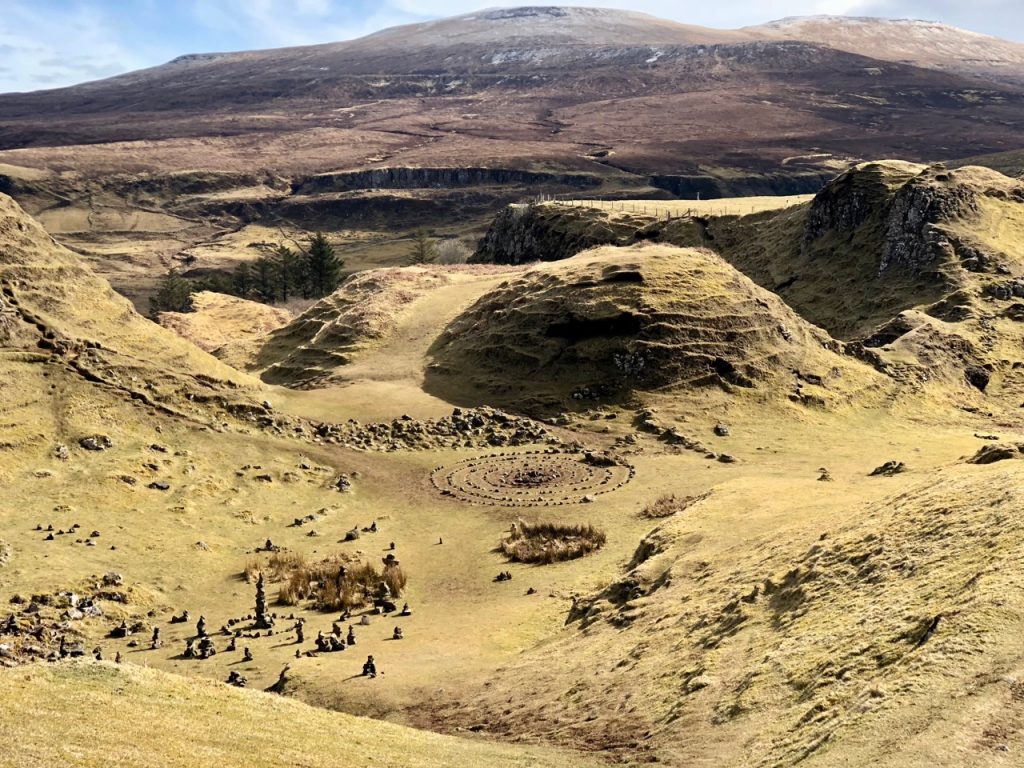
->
(408, 229, 438, 265)
(148, 268, 194, 318)
(271, 244, 302, 302)
(252, 256, 276, 302)
(231, 262, 254, 298)
(305, 232, 344, 298)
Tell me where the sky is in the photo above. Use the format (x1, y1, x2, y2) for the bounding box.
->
(1, 0, 1022, 93)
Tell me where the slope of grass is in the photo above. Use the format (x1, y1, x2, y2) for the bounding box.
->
(0, 662, 592, 768)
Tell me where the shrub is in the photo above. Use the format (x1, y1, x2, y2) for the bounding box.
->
(500, 520, 606, 564)
(149, 268, 195, 318)
(435, 238, 473, 265)
(407, 229, 438, 265)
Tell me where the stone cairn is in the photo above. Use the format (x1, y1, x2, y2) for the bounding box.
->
(254, 573, 274, 630)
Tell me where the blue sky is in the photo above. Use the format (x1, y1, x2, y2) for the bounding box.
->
(1, 0, 1022, 93)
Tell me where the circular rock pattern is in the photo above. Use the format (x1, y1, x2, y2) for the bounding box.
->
(431, 450, 634, 507)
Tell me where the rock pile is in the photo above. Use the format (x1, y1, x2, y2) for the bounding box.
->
(0, 576, 143, 667)
(312, 407, 555, 452)
(869, 460, 907, 477)
(965, 443, 1024, 465)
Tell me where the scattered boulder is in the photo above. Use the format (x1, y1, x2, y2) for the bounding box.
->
(312, 407, 553, 452)
(966, 444, 1024, 465)
(582, 451, 618, 467)
(869, 461, 906, 477)
(78, 435, 113, 452)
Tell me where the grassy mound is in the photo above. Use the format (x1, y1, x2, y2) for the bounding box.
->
(0, 193, 265, 463)
(500, 520, 607, 564)
(158, 290, 292, 368)
(469, 163, 1024, 404)
(252, 266, 454, 387)
(427, 243, 877, 408)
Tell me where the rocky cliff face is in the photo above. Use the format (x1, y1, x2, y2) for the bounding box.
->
(473, 204, 646, 265)
(878, 169, 983, 276)
(293, 167, 602, 195)
(651, 171, 832, 199)
(801, 161, 923, 248)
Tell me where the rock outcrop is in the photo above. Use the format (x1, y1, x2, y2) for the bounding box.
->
(293, 167, 601, 195)
(473, 203, 646, 265)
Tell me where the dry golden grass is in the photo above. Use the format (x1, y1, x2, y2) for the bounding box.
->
(157, 290, 293, 355)
(276, 556, 407, 611)
(244, 550, 308, 583)
(639, 491, 710, 518)
(500, 520, 607, 564)
(555, 195, 812, 220)
(6, 172, 1024, 768)
(0, 662, 591, 768)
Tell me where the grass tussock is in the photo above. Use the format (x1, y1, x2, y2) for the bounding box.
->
(275, 555, 407, 611)
(500, 520, 607, 564)
(640, 491, 711, 519)
(243, 551, 308, 583)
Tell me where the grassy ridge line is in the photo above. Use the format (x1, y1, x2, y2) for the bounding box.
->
(0, 663, 595, 768)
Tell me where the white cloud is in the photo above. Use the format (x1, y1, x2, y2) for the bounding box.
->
(0, 1, 154, 93)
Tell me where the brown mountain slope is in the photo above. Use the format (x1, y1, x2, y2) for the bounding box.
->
(748, 15, 1024, 86)
(0, 8, 1021, 175)
(1, 9, 1022, 309)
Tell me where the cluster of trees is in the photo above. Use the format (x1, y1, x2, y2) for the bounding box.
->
(409, 230, 474, 265)
(149, 230, 473, 318)
(149, 232, 344, 317)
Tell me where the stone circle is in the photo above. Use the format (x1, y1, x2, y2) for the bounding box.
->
(431, 450, 634, 507)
